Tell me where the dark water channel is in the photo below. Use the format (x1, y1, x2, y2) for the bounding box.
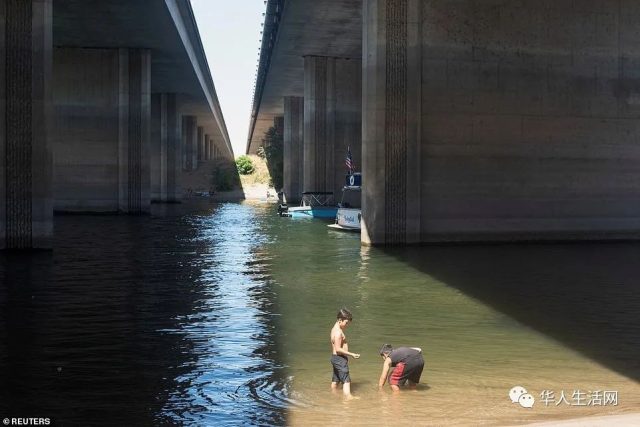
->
(0, 202, 287, 426)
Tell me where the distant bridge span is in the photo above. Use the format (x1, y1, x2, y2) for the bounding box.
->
(250, 0, 640, 245)
(1, 0, 233, 249)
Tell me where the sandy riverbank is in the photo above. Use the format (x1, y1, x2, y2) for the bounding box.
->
(208, 183, 277, 202)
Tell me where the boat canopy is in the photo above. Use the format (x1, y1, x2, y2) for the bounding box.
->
(300, 192, 335, 207)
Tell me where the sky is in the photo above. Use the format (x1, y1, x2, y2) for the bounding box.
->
(192, 0, 266, 158)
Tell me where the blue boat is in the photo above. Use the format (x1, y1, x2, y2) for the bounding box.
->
(288, 206, 339, 218)
(280, 192, 338, 219)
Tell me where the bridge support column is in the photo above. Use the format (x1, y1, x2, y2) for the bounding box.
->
(151, 94, 164, 201)
(118, 49, 151, 214)
(151, 93, 181, 202)
(53, 47, 150, 213)
(362, 0, 421, 245)
(165, 95, 182, 202)
(0, 0, 53, 249)
(284, 96, 304, 204)
(303, 56, 335, 194)
(303, 56, 361, 199)
(197, 126, 204, 165)
(182, 115, 197, 171)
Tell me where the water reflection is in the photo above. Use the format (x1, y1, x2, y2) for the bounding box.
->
(0, 201, 286, 426)
(160, 203, 288, 425)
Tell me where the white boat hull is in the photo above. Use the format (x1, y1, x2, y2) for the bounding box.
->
(330, 208, 361, 231)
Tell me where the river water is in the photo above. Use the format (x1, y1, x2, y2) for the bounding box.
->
(0, 201, 638, 426)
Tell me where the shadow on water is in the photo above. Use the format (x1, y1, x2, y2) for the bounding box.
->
(380, 242, 640, 382)
(0, 216, 196, 425)
(0, 201, 287, 426)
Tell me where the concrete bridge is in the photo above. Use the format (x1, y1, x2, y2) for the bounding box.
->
(1, 0, 233, 249)
(249, 0, 640, 245)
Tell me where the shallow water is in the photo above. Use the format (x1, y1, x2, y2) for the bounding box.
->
(258, 205, 640, 425)
(0, 201, 639, 426)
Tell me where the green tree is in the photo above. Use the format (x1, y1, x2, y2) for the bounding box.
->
(235, 155, 255, 175)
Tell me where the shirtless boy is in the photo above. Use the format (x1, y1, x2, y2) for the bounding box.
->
(330, 308, 360, 398)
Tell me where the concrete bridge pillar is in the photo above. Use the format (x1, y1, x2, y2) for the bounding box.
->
(182, 115, 197, 171)
(303, 56, 361, 199)
(118, 49, 151, 214)
(151, 93, 181, 202)
(197, 126, 204, 164)
(0, 0, 53, 249)
(151, 94, 164, 201)
(204, 134, 210, 160)
(362, 0, 421, 245)
(53, 47, 150, 214)
(283, 96, 304, 204)
(212, 141, 216, 160)
(364, 0, 640, 244)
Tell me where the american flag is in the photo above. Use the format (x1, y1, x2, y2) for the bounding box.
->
(345, 146, 354, 173)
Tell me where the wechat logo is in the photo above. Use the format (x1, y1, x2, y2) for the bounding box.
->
(510, 385, 535, 408)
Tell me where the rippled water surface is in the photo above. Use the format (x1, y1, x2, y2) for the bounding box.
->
(0, 202, 287, 425)
(1, 201, 639, 426)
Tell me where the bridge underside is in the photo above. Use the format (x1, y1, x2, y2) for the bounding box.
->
(252, 0, 640, 245)
(1, 0, 233, 249)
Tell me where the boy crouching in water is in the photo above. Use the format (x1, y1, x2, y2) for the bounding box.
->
(330, 308, 360, 398)
(378, 344, 424, 391)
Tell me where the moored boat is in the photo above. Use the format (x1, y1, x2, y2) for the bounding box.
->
(328, 173, 361, 232)
(279, 191, 338, 219)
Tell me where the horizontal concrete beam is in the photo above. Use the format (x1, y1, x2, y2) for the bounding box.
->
(53, 0, 233, 158)
(247, 0, 361, 154)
